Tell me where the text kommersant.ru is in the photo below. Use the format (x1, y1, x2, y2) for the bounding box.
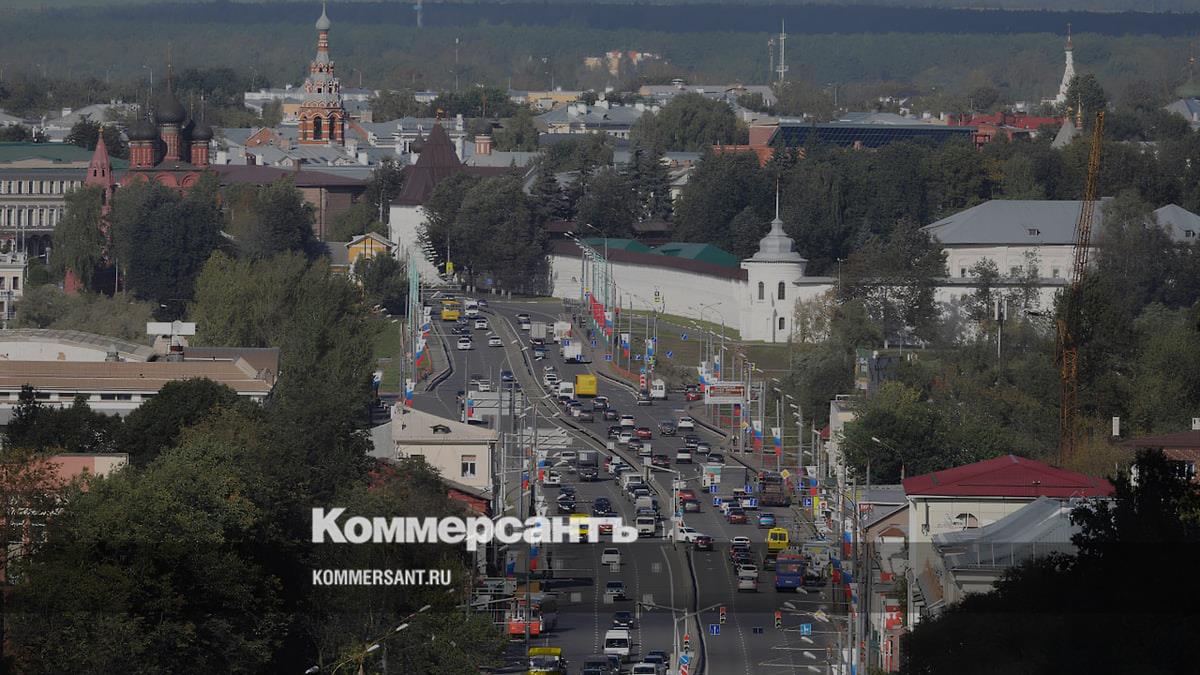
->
(312, 509, 638, 551)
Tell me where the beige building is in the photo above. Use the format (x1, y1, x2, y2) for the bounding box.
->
(372, 405, 498, 493)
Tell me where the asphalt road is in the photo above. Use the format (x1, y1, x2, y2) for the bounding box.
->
(420, 297, 843, 674)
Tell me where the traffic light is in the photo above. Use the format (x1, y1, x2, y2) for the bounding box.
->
(719, 606, 727, 625)
(774, 610, 783, 629)
(683, 633, 691, 651)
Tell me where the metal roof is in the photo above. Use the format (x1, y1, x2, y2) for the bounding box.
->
(902, 454, 1113, 499)
(773, 121, 972, 149)
(934, 496, 1082, 569)
(0, 329, 154, 361)
(923, 199, 1200, 246)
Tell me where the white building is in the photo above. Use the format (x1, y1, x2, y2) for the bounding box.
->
(739, 205, 825, 342)
(371, 405, 498, 494)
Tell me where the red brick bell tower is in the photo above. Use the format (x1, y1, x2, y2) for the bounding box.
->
(297, 1, 346, 145)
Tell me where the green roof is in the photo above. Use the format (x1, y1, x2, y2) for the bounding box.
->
(579, 237, 652, 253)
(653, 242, 739, 267)
(0, 142, 128, 168)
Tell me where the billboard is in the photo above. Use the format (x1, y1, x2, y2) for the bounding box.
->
(704, 382, 746, 405)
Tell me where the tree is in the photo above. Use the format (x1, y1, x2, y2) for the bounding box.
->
(575, 167, 638, 237)
(12, 285, 157, 341)
(3, 386, 120, 454)
(539, 134, 613, 174)
(369, 89, 425, 122)
(966, 85, 1000, 112)
(528, 161, 567, 223)
(64, 118, 126, 158)
(965, 258, 1000, 322)
(629, 92, 742, 152)
(0, 125, 32, 142)
(327, 201, 383, 241)
(49, 186, 105, 288)
(494, 107, 539, 151)
(108, 175, 223, 307)
(626, 144, 673, 221)
(239, 178, 319, 261)
(353, 253, 408, 315)
(118, 378, 248, 466)
(736, 92, 771, 113)
(1063, 73, 1108, 125)
(451, 175, 547, 291)
(673, 150, 769, 244)
(773, 81, 835, 121)
(417, 172, 480, 274)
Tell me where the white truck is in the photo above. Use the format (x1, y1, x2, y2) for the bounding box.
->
(552, 321, 572, 343)
(650, 378, 667, 400)
(562, 342, 586, 363)
(530, 322, 549, 342)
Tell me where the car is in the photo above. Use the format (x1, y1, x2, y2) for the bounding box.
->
(530, 337, 545, 347)
(579, 466, 599, 481)
(592, 396, 610, 411)
(737, 576, 759, 592)
(635, 392, 653, 406)
(543, 374, 560, 388)
(617, 431, 634, 446)
(533, 346, 547, 359)
(644, 651, 668, 668)
(600, 548, 621, 566)
(682, 499, 701, 513)
(675, 526, 701, 543)
(598, 520, 614, 535)
(695, 441, 712, 455)
(520, 321, 532, 331)
(558, 450, 578, 464)
(637, 443, 653, 458)
(603, 629, 632, 662)
(603, 409, 620, 421)
(477, 299, 488, 308)
(543, 470, 562, 487)
(677, 489, 697, 502)
(707, 453, 726, 465)
(758, 512, 777, 528)
(693, 535, 714, 551)
(604, 581, 627, 601)
(474, 318, 489, 330)
(456, 337, 472, 350)
(607, 426, 623, 439)
(737, 563, 759, 577)
(685, 390, 703, 402)
(488, 335, 502, 347)
(500, 370, 515, 382)
(676, 416, 696, 430)
(658, 421, 677, 436)
(543, 364, 557, 374)
(557, 499, 576, 514)
(611, 611, 635, 629)
(559, 484, 577, 497)
(731, 553, 755, 570)
(650, 454, 670, 468)
(731, 536, 752, 547)
(619, 415, 636, 428)
(578, 410, 595, 422)
(516, 313, 531, 322)
(727, 508, 748, 524)
(682, 435, 701, 449)
(593, 497, 612, 514)
(675, 448, 693, 464)
(635, 427, 653, 440)
(630, 487, 651, 502)
(630, 664, 658, 675)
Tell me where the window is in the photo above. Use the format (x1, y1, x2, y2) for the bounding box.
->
(12, 277, 18, 290)
(953, 513, 980, 529)
(777, 281, 786, 300)
(778, 317, 785, 330)
(959, 267, 967, 278)
(461, 454, 478, 478)
(312, 116, 323, 140)
(1026, 227, 1040, 236)
(1052, 267, 1061, 278)
(1010, 266, 1020, 277)
(0, 278, 5, 289)
(757, 282, 764, 300)
(430, 424, 451, 434)
(1186, 230, 1196, 239)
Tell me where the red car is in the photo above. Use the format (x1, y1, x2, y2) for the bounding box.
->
(651, 454, 670, 468)
(599, 521, 614, 535)
(726, 508, 748, 524)
(685, 390, 703, 402)
(635, 427, 653, 440)
(677, 489, 697, 502)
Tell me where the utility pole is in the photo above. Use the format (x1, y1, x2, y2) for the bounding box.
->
(776, 20, 788, 85)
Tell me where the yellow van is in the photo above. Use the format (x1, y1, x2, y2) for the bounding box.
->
(767, 527, 790, 553)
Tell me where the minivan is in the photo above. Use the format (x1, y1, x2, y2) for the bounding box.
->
(635, 515, 657, 537)
(603, 629, 632, 661)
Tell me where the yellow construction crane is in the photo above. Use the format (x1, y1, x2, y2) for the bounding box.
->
(1057, 110, 1105, 465)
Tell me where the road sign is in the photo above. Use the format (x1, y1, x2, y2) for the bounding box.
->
(712, 497, 722, 506)
(800, 623, 812, 636)
(591, 340, 598, 348)
(747, 497, 759, 508)
(681, 332, 688, 340)
(709, 624, 720, 636)
(780, 469, 791, 479)
(666, 350, 673, 359)
(604, 354, 613, 362)
(562, 339, 570, 347)
(680, 654, 690, 665)
(709, 484, 718, 494)
(744, 483, 754, 493)
(803, 497, 813, 508)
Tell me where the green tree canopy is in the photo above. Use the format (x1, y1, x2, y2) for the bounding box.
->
(575, 167, 638, 237)
(630, 92, 744, 152)
(494, 107, 539, 151)
(49, 186, 105, 288)
(238, 178, 319, 261)
(118, 378, 250, 466)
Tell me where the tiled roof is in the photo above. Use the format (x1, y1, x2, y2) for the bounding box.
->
(392, 123, 464, 206)
(655, 241, 740, 267)
(902, 454, 1113, 498)
(1121, 430, 1200, 450)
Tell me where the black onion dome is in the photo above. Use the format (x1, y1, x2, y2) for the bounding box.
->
(192, 123, 214, 141)
(127, 118, 158, 141)
(155, 90, 187, 124)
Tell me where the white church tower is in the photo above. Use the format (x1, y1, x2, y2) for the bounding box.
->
(739, 192, 807, 343)
(1053, 24, 1075, 106)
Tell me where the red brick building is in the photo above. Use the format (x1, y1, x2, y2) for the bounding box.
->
(296, 3, 346, 146)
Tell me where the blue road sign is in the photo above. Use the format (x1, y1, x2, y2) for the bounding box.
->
(679, 654, 691, 665)
(681, 333, 688, 340)
(747, 497, 759, 508)
(709, 624, 720, 636)
(745, 484, 754, 493)
(803, 497, 813, 508)
(666, 350, 674, 359)
(800, 623, 812, 636)
(634, 355, 643, 361)
(562, 339, 570, 347)
(591, 340, 598, 348)
(709, 484, 718, 494)
(712, 497, 722, 506)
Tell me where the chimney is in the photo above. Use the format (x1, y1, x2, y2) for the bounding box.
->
(455, 113, 464, 132)
(475, 134, 493, 156)
(105, 344, 120, 362)
(1193, 417, 1200, 431)
(1112, 417, 1121, 438)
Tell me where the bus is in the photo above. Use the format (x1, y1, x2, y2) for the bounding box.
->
(528, 646, 565, 674)
(440, 298, 461, 321)
(775, 551, 805, 591)
(507, 593, 558, 637)
(767, 527, 790, 553)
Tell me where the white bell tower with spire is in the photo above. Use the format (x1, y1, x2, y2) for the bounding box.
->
(739, 187, 808, 343)
(1054, 23, 1076, 106)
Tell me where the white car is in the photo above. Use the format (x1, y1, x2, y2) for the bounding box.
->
(603, 628, 631, 661)
(617, 431, 634, 446)
(737, 576, 759, 592)
(600, 548, 621, 566)
(456, 337, 472, 350)
(544, 373, 560, 388)
(631, 664, 659, 675)
(476, 380, 492, 392)
(488, 335, 502, 347)
(558, 450, 578, 464)
(676, 417, 696, 430)
(731, 536, 752, 548)
(737, 563, 759, 578)
(619, 414, 636, 428)
(674, 526, 702, 543)
(474, 318, 489, 330)
(543, 470, 562, 487)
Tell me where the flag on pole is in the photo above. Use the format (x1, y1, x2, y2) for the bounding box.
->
(772, 426, 783, 457)
(404, 379, 415, 408)
(713, 355, 721, 380)
(752, 421, 764, 451)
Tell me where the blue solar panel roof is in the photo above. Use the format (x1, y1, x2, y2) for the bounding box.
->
(774, 123, 975, 149)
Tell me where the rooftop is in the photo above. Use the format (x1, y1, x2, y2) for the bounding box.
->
(902, 454, 1113, 499)
(923, 199, 1200, 246)
(0, 359, 274, 396)
(0, 328, 155, 362)
(1121, 429, 1200, 450)
(0, 142, 129, 169)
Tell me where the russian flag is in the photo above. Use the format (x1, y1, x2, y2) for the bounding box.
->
(713, 355, 721, 380)
(414, 337, 427, 366)
(772, 427, 783, 457)
(466, 396, 475, 418)
(404, 379, 415, 408)
(521, 471, 529, 491)
(752, 421, 764, 451)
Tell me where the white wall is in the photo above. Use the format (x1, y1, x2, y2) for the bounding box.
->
(945, 244, 1074, 282)
(388, 204, 440, 279)
(740, 260, 830, 342)
(549, 253, 745, 330)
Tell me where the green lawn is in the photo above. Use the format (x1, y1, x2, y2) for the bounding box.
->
(372, 314, 404, 394)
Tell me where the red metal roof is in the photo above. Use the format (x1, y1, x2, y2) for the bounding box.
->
(901, 454, 1113, 498)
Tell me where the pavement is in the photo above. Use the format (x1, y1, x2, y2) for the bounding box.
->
(414, 297, 846, 674)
